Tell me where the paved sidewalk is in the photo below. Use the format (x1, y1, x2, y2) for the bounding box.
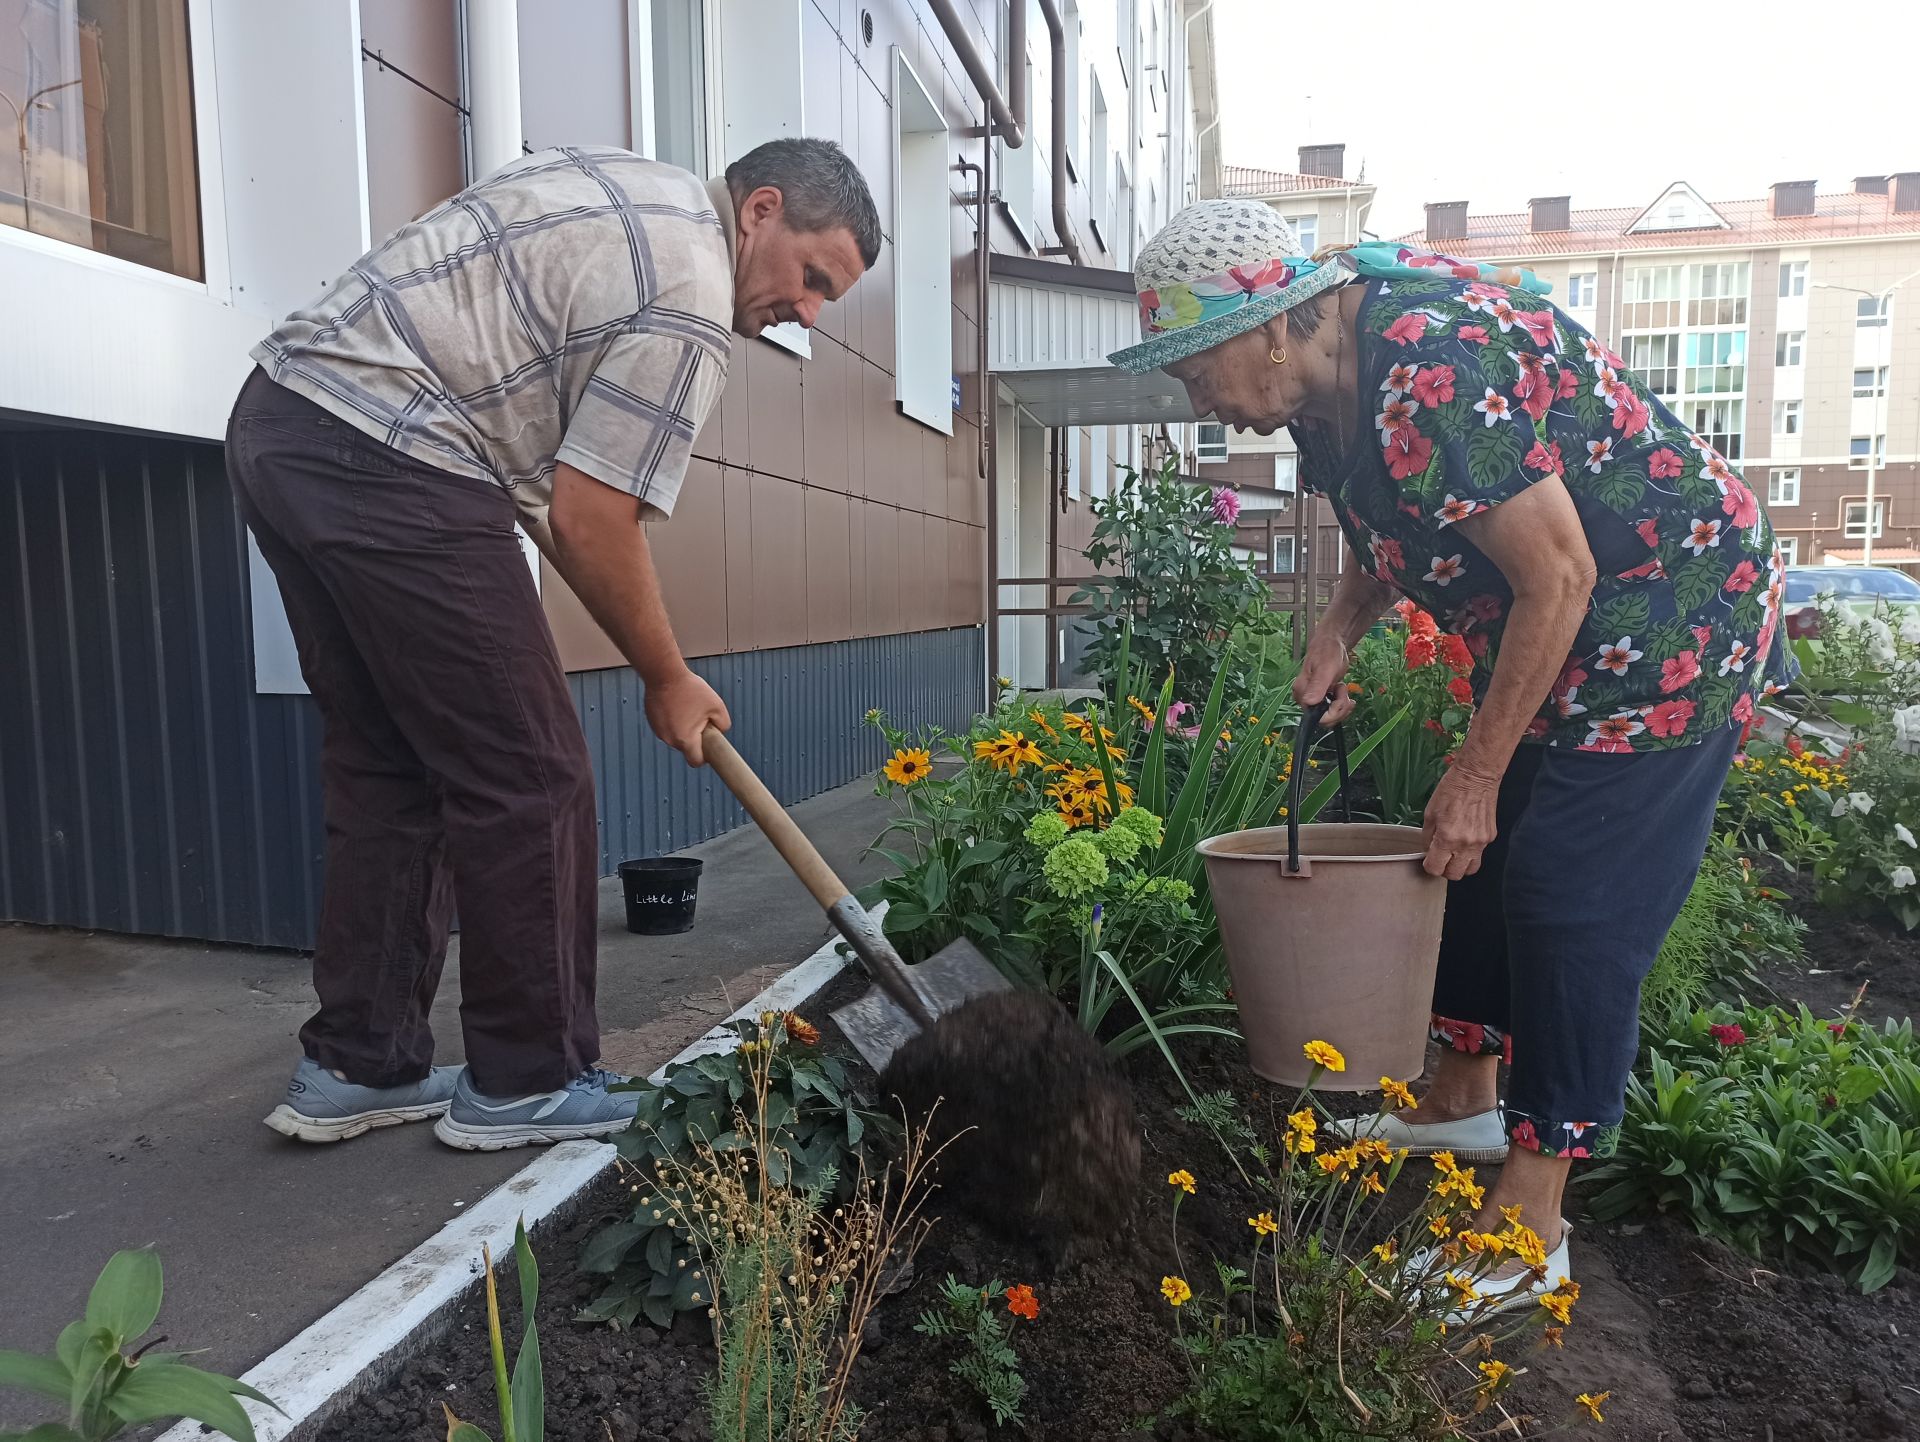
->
(0, 776, 893, 1426)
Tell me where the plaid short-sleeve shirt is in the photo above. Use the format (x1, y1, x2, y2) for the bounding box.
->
(251, 146, 735, 523)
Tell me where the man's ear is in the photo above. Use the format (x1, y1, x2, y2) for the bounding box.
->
(738, 184, 785, 234)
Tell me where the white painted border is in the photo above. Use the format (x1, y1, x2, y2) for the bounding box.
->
(156, 928, 861, 1442)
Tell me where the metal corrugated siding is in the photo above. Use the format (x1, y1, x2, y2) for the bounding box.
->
(2, 425, 983, 949)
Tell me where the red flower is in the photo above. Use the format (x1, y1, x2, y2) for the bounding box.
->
(1829, 1020, 1848, 1035)
(1466, 630, 1490, 658)
(1385, 429, 1435, 481)
(1725, 560, 1760, 594)
(1732, 692, 1756, 724)
(1467, 594, 1505, 624)
(1649, 448, 1684, 480)
(1709, 1022, 1748, 1047)
(1405, 634, 1438, 668)
(1555, 659, 1590, 693)
(1458, 324, 1491, 346)
(1412, 364, 1457, 406)
(1514, 310, 1558, 349)
(1614, 393, 1651, 439)
(1423, 716, 1447, 734)
(1406, 607, 1440, 639)
(1383, 312, 1430, 346)
(1439, 633, 1474, 673)
(1524, 439, 1564, 475)
(1448, 677, 1475, 706)
(1526, 716, 1552, 739)
(1719, 475, 1760, 530)
(1371, 534, 1407, 573)
(1636, 516, 1662, 549)
(1659, 650, 1701, 694)
(1556, 366, 1582, 399)
(1005, 1283, 1040, 1320)
(1692, 625, 1715, 648)
(1510, 1118, 1542, 1152)
(1787, 735, 1805, 757)
(1513, 366, 1553, 422)
(1646, 699, 1695, 737)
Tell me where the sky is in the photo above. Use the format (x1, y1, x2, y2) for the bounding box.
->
(1213, 0, 1913, 239)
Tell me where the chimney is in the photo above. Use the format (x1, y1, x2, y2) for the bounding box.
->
(1425, 201, 1468, 243)
(1856, 175, 1891, 195)
(1297, 143, 1345, 179)
(1895, 173, 1920, 214)
(1770, 180, 1817, 218)
(1529, 195, 1570, 233)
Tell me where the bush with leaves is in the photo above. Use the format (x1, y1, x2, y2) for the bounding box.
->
(1810, 736, 1920, 930)
(1072, 458, 1278, 702)
(1588, 1003, 1920, 1292)
(1641, 835, 1805, 1020)
(580, 1013, 897, 1329)
(913, 1277, 1038, 1428)
(1718, 735, 1849, 868)
(0, 1251, 279, 1442)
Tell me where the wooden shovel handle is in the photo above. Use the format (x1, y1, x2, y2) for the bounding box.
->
(702, 728, 850, 913)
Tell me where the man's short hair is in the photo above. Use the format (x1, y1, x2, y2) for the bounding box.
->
(725, 137, 881, 269)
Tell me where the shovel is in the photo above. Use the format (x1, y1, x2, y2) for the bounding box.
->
(702, 728, 1010, 1072)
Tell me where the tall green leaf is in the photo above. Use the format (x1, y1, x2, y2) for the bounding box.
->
(0, 1352, 71, 1406)
(1159, 661, 1233, 862)
(1138, 669, 1176, 817)
(105, 1363, 261, 1442)
(1298, 704, 1413, 821)
(85, 1251, 163, 1343)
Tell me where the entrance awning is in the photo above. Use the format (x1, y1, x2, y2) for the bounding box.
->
(1822, 548, 1920, 565)
(987, 254, 1201, 426)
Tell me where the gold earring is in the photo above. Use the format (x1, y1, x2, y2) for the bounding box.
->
(1269, 346, 1288, 366)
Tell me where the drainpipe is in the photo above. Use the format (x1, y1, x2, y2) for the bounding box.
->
(1036, 0, 1082, 263)
(927, 0, 1025, 144)
(462, 0, 523, 178)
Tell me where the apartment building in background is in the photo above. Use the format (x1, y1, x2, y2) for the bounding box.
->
(0, 0, 1218, 949)
(1396, 175, 1920, 571)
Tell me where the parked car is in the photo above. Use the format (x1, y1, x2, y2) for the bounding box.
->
(1783, 565, 1920, 639)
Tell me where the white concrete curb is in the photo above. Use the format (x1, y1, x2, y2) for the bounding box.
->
(159, 931, 856, 1442)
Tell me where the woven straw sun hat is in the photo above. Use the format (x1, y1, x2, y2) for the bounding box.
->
(1108, 199, 1349, 375)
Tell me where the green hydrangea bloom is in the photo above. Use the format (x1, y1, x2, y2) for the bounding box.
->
(1024, 812, 1070, 850)
(1113, 806, 1164, 848)
(1092, 823, 1142, 864)
(1042, 836, 1110, 899)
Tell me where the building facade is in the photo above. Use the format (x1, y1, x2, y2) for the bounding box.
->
(0, 0, 1217, 948)
(1396, 176, 1920, 570)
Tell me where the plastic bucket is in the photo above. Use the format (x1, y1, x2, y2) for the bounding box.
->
(1196, 822, 1445, 1089)
(617, 857, 705, 935)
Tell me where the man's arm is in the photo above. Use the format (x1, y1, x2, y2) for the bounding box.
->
(1292, 541, 1397, 724)
(1421, 476, 1596, 879)
(547, 461, 731, 766)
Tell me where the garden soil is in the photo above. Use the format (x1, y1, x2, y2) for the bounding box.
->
(320, 956, 1918, 1442)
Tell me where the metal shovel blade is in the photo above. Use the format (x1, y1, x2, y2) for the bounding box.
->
(831, 937, 1011, 1074)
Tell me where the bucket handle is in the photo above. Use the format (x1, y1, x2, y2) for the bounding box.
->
(1285, 701, 1353, 877)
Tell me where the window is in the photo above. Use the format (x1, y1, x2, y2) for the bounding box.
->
(1858, 294, 1890, 330)
(892, 52, 952, 434)
(0, 0, 203, 278)
(1844, 500, 1886, 539)
(1271, 534, 1297, 574)
(717, 0, 809, 356)
(1773, 400, 1802, 435)
(1283, 213, 1318, 255)
(1851, 435, 1887, 470)
(1274, 454, 1298, 492)
(1625, 334, 1679, 397)
(1566, 272, 1597, 309)
(1853, 366, 1889, 399)
(1688, 399, 1744, 461)
(995, 1, 1036, 246)
(1089, 77, 1109, 252)
(1779, 261, 1808, 299)
(649, 0, 709, 174)
(1776, 535, 1799, 565)
(1683, 331, 1746, 395)
(1769, 468, 1801, 506)
(1062, 2, 1081, 176)
(1115, 158, 1133, 267)
(1686, 261, 1748, 326)
(1776, 330, 1804, 367)
(1196, 422, 1227, 462)
(1622, 265, 1683, 328)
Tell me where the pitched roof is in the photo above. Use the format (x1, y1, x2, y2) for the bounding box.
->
(1390, 185, 1920, 257)
(1222, 164, 1368, 198)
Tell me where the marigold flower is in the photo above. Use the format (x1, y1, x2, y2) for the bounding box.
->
(1540, 1286, 1577, 1324)
(1499, 1203, 1525, 1225)
(1286, 1107, 1317, 1136)
(782, 1012, 822, 1047)
(1128, 695, 1157, 725)
(1167, 1168, 1197, 1195)
(1361, 1172, 1386, 1195)
(1370, 1238, 1398, 1264)
(1379, 1076, 1418, 1111)
(1575, 1391, 1610, 1423)
(1354, 1138, 1394, 1165)
(1428, 1214, 1452, 1238)
(884, 747, 933, 785)
(1430, 1150, 1459, 1176)
(1005, 1283, 1040, 1320)
(1316, 1146, 1360, 1180)
(1443, 1271, 1480, 1306)
(1160, 1275, 1192, 1307)
(1248, 1211, 1278, 1237)
(1506, 1224, 1549, 1269)
(1302, 1039, 1347, 1073)
(1477, 1359, 1513, 1391)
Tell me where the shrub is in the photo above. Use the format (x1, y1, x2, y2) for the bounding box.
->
(1641, 836, 1805, 1019)
(1344, 602, 1473, 825)
(1811, 737, 1920, 930)
(1588, 1004, 1920, 1292)
(579, 1013, 897, 1329)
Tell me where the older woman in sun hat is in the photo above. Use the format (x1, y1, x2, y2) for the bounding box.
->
(1114, 199, 1794, 1308)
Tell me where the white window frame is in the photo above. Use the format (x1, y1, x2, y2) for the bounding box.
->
(1779, 260, 1808, 299)
(1088, 74, 1109, 254)
(890, 49, 952, 434)
(1844, 500, 1886, 539)
(1776, 535, 1799, 565)
(1773, 399, 1802, 436)
(1853, 365, 1890, 398)
(994, 0, 1037, 250)
(1775, 330, 1804, 367)
(1270, 533, 1297, 574)
(1857, 294, 1891, 330)
(1769, 468, 1801, 506)
(1566, 272, 1598, 309)
(1273, 453, 1298, 492)
(1061, 1, 1081, 178)
(1195, 421, 1227, 462)
(1851, 435, 1887, 470)
(1282, 212, 1318, 255)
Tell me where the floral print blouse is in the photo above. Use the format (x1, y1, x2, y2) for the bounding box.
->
(1291, 271, 1792, 751)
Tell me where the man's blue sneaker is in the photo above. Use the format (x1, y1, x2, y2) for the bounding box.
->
(432, 1065, 639, 1151)
(263, 1057, 460, 1143)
